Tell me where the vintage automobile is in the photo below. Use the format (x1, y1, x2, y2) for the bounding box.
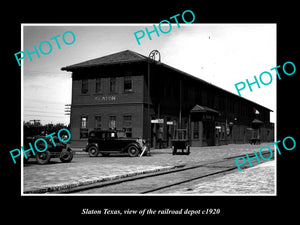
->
(83, 130, 149, 157)
(24, 135, 73, 165)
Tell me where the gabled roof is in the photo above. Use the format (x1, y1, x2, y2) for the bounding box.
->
(61, 50, 147, 71)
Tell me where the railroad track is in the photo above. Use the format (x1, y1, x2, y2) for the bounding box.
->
(55, 151, 274, 194)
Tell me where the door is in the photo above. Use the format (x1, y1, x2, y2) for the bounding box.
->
(105, 132, 119, 151)
(97, 132, 108, 151)
(205, 121, 216, 146)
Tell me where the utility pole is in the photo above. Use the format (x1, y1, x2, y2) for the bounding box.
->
(148, 50, 161, 149)
(64, 104, 71, 115)
(64, 104, 71, 129)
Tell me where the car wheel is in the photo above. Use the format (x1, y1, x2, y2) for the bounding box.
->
(88, 146, 99, 157)
(60, 150, 73, 163)
(127, 145, 139, 157)
(36, 150, 51, 165)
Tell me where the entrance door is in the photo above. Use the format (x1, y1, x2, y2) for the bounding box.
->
(166, 123, 173, 147)
(205, 121, 216, 146)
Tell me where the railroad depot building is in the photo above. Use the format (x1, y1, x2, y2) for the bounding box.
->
(61, 50, 274, 148)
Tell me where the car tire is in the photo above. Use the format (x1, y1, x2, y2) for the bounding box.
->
(60, 150, 73, 163)
(88, 146, 99, 157)
(36, 150, 51, 165)
(127, 145, 139, 157)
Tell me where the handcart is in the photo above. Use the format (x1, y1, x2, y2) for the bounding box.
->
(171, 129, 190, 155)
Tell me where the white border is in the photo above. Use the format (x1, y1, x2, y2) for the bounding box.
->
(21, 24, 24, 195)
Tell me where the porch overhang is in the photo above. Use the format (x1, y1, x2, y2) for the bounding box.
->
(190, 104, 220, 115)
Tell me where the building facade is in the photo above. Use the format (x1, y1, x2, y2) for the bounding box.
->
(62, 50, 274, 148)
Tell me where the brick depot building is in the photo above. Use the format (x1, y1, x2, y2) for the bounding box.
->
(61, 50, 274, 148)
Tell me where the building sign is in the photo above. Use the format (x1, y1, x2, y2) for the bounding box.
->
(215, 125, 221, 131)
(95, 95, 116, 101)
(151, 119, 164, 124)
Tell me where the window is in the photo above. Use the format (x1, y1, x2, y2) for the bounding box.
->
(193, 121, 199, 139)
(123, 115, 132, 137)
(109, 116, 116, 130)
(124, 76, 133, 92)
(110, 77, 117, 93)
(95, 78, 102, 93)
(81, 79, 88, 94)
(95, 115, 101, 130)
(221, 124, 225, 139)
(117, 131, 127, 138)
(80, 116, 88, 138)
(81, 117, 87, 128)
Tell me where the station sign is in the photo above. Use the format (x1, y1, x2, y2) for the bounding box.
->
(95, 95, 116, 101)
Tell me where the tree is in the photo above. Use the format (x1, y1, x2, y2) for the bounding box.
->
(23, 121, 69, 138)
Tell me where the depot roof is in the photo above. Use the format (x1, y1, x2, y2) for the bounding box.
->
(61, 49, 216, 90)
(61, 50, 147, 71)
(61, 49, 273, 112)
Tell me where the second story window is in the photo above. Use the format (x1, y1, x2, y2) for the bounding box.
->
(81, 79, 88, 94)
(109, 116, 116, 130)
(95, 78, 102, 93)
(110, 77, 117, 93)
(124, 76, 133, 92)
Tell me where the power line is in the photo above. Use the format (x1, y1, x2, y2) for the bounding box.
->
(24, 114, 68, 118)
(24, 69, 71, 75)
(24, 109, 65, 115)
(24, 98, 69, 105)
(24, 106, 67, 112)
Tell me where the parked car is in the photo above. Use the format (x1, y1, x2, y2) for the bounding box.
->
(83, 130, 149, 157)
(24, 135, 73, 164)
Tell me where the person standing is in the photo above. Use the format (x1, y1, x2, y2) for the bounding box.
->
(157, 125, 163, 149)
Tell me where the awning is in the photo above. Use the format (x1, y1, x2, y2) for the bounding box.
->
(251, 119, 264, 124)
(190, 104, 220, 115)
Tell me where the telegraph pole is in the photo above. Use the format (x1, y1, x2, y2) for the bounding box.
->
(64, 104, 71, 115)
(148, 50, 161, 149)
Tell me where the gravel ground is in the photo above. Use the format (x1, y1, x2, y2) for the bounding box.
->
(167, 160, 275, 195)
(23, 143, 275, 194)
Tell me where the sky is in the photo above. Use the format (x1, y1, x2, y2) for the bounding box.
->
(22, 24, 276, 125)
